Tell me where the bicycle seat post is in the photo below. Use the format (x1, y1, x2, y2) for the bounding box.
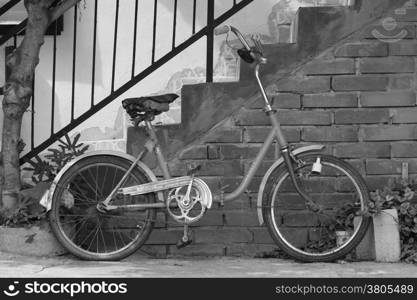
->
(144, 120, 171, 180)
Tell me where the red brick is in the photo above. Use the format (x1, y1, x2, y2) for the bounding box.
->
(361, 91, 416, 107)
(247, 93, 301, 109)
(195, 228, 252, 243)
(283, 212, 319, 227)
(303, 93, 357, 108)
(217, 177, 244, 193)
(179, 145, 207, 160)
(334, 42, 388, 57)
(278, 111, 332, 125)
(366, 159, 402, 175)
(134, 245, 167, 258)
(401, 159, 417, 174)
(365, 176, 401, 192)
(390, 40, 417, 55)
(247, 160, 278, 177)
(147, 229, 184, 245)
(207, 145, 220, 160)
(334, 142, 390, 158)
(302, 126, 358, 142)
(197, 160, 243, 176)
(244, 127, 300, 143)
(166, 160, 243, 177)
(192, 210, 224, 227)
(389, 75, 415, 90)
(204, 128, 242, 143)
(392, 108, 417, 123)
(224, 210, 260, 227)
(252, 228, 275, 244)
(221, 192, 254, 209)
(302, 59, 355, 75)
(367, 159, 417, 175)
(270, 193, 359, 210)
(271, 94, 301, 109)
(361, 125, 417, 141)
(227, 244, 277, 257)
(217, 144, 275, 160)
(360, 57, 415, 74)
(169, 244, 226, 257)
(332, 76, 388, 91)
(252, 228, 307, 248)
(234, 110, 269, 126)
(164, 160, 188, 177)
(391, 142, 417, 158)
(236, 109, 332, 126)
(275, 76, 331, 93)
(334, 109, 390, 124)
(346, 159, 366, 176)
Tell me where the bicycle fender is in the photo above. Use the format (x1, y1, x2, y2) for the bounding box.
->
(256, 145, 325, 225)
(41, 151, 162, 211)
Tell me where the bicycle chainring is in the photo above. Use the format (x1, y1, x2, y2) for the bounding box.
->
(167, 179, 212, 224)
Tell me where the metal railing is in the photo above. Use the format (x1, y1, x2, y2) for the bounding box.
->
(0, 0, 254, 164)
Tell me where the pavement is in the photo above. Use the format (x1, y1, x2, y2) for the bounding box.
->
(0, 251, 416, 278)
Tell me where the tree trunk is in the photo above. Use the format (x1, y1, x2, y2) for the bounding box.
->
(1, 0, 51, 211)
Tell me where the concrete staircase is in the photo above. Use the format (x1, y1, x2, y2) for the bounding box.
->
(128, 0, 409, 164)
(127, 0, 416, 257)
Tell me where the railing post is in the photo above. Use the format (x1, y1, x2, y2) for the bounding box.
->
(206, 0, 214, 83)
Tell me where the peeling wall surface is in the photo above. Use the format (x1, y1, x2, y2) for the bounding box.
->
(5, 0, 416, 257)
(0, 0, 279, 153)
(124, 0, 417, 257)
(0, 0, 353, 154)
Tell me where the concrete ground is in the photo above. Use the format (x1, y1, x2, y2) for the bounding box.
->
(0, 251, 416, 277)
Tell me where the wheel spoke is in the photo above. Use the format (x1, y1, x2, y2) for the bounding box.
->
(266, 155, 369, 261)
(50, 157, 155, 259)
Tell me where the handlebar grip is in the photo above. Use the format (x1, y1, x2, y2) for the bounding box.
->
(214, 25, 230, 36)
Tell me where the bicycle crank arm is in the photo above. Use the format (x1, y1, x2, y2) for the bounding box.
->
(119, 176, 193, 196)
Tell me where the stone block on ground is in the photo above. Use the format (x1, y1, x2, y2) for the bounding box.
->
(354, 209, 401, 262)
(373, 209, 401, 262)
(0, 224, 66, 257)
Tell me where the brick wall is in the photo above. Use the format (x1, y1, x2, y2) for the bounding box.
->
(140, 5, 417, 258)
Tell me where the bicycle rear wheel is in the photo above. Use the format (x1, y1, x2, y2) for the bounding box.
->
(263, 153, 370, 262)
(49, 155, 156, 261)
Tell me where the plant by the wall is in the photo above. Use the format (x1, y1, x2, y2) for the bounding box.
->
(23, 133, 89, 184)
(0, 194, 46, 227)
(368, 179, 417, 264)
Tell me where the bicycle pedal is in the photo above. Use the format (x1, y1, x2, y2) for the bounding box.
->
(176, 238, 193, 249)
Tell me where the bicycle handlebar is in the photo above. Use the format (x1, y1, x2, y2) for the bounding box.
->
(214, 25, 251, 52)
(214, 25, 231, 36)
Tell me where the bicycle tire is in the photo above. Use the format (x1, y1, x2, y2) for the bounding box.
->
(263, 153, 371, 262)
(49, 155, 156, 261)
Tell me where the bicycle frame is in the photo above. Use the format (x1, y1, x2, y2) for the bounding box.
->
(99, 60, 318, 211)
(67, 26, 323, 213)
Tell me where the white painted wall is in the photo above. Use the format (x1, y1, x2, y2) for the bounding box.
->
(0, 0, 352, 156)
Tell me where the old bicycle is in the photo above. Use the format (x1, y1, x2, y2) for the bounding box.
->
(42, 25, 370, 262)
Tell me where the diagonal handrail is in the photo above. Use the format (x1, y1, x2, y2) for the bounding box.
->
(0, 0, 20, 18)
(0, 0, 27, 46)
(6, 0, 254, 164)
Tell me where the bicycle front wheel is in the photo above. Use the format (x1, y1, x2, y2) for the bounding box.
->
(49, 155, 156, 261)
(263, 153, 370, 262)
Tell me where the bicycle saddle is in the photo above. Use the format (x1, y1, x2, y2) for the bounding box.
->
(122, 93, 179, 121)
